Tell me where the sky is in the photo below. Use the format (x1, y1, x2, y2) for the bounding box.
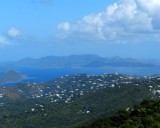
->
(0, 0, 160, 61)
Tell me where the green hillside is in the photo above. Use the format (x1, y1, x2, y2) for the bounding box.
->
(76, 99, 160, 128)
(0, 74, 160, 128)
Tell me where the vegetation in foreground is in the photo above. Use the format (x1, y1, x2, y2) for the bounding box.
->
(0, 74, 160, 128)
(76, 99, 160, 128)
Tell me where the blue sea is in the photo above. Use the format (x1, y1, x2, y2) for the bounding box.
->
(1, 67, 160, 86)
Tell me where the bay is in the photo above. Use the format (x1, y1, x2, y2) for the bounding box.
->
(1, 66, 160, 86)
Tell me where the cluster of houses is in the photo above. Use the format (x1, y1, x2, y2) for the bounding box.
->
(0, 73, 160, 113)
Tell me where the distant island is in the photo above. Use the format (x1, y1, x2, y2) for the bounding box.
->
(0, 70, 27, 84)
(3, 54, 159, 68)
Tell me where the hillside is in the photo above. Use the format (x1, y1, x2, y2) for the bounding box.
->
(0, 73, 160, 127)
(76, 99, 160, 128)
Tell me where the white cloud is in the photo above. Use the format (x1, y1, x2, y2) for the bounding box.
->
(0, 27, 22, 46)
(57, 0, 160, 42)
(8, 27, 21, 37)
(0, 36, 9, 45)
(137, 0, 160, 14)
(58, 22, 70, 31)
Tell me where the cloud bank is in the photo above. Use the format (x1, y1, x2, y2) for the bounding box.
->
(57, 0, 160, 42)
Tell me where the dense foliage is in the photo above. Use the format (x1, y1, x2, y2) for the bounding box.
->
(76, 99, 160, 128)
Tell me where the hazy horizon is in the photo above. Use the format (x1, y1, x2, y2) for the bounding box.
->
(0, 54, 159, 64)
(0, 0, 160, 61)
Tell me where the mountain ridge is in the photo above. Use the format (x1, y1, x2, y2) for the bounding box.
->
(3, 54, 158, 68)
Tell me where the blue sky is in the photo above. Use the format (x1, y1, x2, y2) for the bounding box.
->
(0, 0, 160, 61)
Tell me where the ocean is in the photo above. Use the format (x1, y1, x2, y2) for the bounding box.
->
(1, 66, 160, 86)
